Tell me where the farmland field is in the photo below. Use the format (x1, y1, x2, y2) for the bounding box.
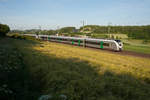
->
(124, 44, 150, 54)
(123, 39, 150, 54)
(1, 38, 150, 100)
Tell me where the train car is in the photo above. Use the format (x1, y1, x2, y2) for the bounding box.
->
(85, 38, 123, 51)
(36, 35, 123, 51)
(22, 34, 123, 51)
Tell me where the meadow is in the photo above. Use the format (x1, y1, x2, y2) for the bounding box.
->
(4, 38, 149, 100)
(123, 44, 150, 54)
(122, 38, 150, 54)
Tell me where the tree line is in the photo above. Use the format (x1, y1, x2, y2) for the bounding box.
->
(9, 25, 150, 39)
(80, 25, 150, 39)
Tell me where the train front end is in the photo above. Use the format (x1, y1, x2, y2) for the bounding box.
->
(115, 40, 123, 51)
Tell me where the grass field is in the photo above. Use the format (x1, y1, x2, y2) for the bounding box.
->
(122, 39, 150, 46)
(0, 38, 38, 100)
(124, 44, 150, 54)
(91, 33, 128, 39)
(1, 38, 150, 100)
(122, 39, 150, 54)
(11, 38, 150, 100)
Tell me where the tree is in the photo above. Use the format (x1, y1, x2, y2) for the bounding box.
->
(111, 35, 115, 39)
(116, 36, 119, 39)
(59, 27, 76, 33)
(0, 24, 10, 37)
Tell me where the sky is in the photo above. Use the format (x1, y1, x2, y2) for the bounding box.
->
(0, 0, 150, 30)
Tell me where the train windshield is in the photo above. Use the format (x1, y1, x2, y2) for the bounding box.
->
(115, 40, 122, 46)
(115, 40, 121, 43)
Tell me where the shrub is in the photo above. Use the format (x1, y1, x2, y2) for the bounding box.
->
(9, 34, 38, 41)
(142, 39, 148, 44)
(116, 36, 119, 39)
(0, 24, 10, 37)
(111, 35, 115, 39)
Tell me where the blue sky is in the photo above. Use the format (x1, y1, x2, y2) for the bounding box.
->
(0, 0, 150, 30)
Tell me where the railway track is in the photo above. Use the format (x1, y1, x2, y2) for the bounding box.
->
(48, 41, 150, 59)
(23, 34, 150, 59)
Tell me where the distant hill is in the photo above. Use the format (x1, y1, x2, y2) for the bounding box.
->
(79, 25, 150, 39)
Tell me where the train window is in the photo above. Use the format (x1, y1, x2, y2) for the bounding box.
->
(57, 38, 62, 40)
(86, 41, 99, 45)
(62, 38, 68, 41)
(51, 37, 57, 39)
(73, 39, 83, 42)
(41, 37, 46, 40)
(73, 39, 77, 42)
(51, 37, 55, 39)
(103, 43, 109, 46)
(55, 38, 68, 41)
(86, 41, 109, 46)
(78, 40, 81, 42)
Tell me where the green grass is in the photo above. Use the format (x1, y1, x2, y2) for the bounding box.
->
(122, 39, 150, 46)
(8, 38, 150, 100)
(91, 34, 108, 38)
(124, 44, 150, 54)
(1, 37, 150, 100)
(123, 38, 150, 54)
(0, 38, 26, 99)
(90, 33, 128, 39)
(0, 38, 44, 100)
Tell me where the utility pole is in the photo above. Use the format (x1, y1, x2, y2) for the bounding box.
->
(37, 25, 41, 38)
(108, 22, 112, 34)
(38, 26, 41, 35)
(39, 26, 41, 31)
(81, 20, 85, 32)
(57, 26, 59, 36)
(81, 20, 86, 47)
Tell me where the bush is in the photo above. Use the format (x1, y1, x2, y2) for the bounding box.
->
(9, 33, 38, 41)
(91, 34, 108, 39)
(142, 39, 148, 44)
(0, 24, 10, 37)
(116, 36, 119, 39)
(111, 35, 115, 39)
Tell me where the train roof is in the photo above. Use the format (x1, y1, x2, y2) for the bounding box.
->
(25, 34, 121, 43)
(48, 35, 117, 43)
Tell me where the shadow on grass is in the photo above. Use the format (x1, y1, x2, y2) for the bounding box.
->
(11, 39, 150, 100)
(0, 38, 43, 100)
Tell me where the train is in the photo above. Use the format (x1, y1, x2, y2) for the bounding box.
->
(23, 34, 123, 51)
